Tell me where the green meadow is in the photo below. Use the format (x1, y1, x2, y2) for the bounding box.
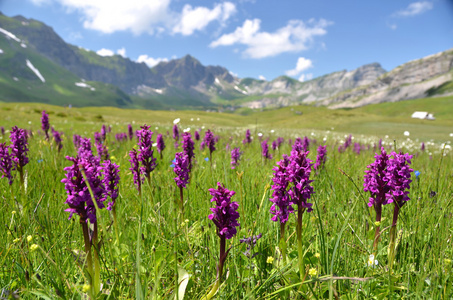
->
(0, 97, 452, 299)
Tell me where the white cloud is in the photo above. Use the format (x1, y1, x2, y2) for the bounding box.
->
(285, 57, 313, 76)
(136, 55, 168, 67)
(173, 2, 236, 36)
(395, 1, 433, 17)
(54, 0, 172, 35)
(29, 0, 52, 5)
(117, 47, 126, 57)
(32, 0, 235, 36)
(96, 48, 114, 56)
(298, 73, 313, 82)
(258, 75, 266, 81)
(210, 18, 332, 59)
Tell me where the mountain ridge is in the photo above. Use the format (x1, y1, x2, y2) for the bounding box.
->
(0, 12, 452, 110)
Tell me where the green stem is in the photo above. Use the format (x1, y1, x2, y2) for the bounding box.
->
(81, 220, 95, 300)
(179, 186, 184, 218)
(388, 203, 401, 271)
(279, 222, 287, 263)
(92, 222, 101, 295)
(203, 236, 226, 300)
(135, 192, 144, 299)
(174, 192, 179, 300)
(372, 204, 382, 253)
(388, 225, 397, 271)
(296, 206, 305, 281)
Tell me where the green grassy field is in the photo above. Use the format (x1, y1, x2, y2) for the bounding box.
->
(1, 95, 452, 143)
(0, 98, 452, 299)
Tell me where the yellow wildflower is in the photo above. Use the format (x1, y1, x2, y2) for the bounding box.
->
(266, 256, 274, 264)
(309, 268, 318, 277)
(82, 284, 91, 293)
(27, 235, 33, 242)
(30, 244, 39, 252)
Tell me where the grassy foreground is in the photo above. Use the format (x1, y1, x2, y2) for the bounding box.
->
(0, 99, 452, 299)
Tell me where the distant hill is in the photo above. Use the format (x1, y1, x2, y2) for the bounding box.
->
(0, 12, 452, 110)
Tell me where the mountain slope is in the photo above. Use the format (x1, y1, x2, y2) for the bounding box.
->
(0, 18, 132, 107)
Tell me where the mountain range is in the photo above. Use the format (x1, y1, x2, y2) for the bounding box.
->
(0, 12, 452, 111)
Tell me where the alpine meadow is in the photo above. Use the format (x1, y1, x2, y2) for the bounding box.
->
(0, 100, 452, 299)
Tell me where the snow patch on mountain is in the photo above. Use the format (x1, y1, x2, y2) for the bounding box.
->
(26, 59, 45, 83)
(0, 27, 21, 42)
(75, 82, 96, 91)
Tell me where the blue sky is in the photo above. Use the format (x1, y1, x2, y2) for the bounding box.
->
(1, 0, 452, 81)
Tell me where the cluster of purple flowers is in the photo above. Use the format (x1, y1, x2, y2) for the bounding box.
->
(78, 137, 96, 162)
(128, 124, 134, 141)
(94, 132, 109, 160)
(269, 155, 293, 223)
(172, 124, 180, 141)
(261, 140, 272, 160)
(173, 152, 189, 188)
(270, 145, 315, 224)
(156, 133, 165, 158)
(41, 110, 50, 140)
(182, 132, 195, 171)
(0, 142, 14, 185)
(202, 130, 216, 156)
(62, 156, 106, 223)
(52, 128, 63, 153)
(271, 140, 278, 151)
(10, 126, 29, 172)
(277, 137, 284, 147)
(365, 148, 413, 210)
(194, 130, 200, 141)
(302, 136, 310, 151)
(364, 148, 392, 209)
(338, 134, 353, 153)
(242, 129, 252, 145)
(353, 142, 361, 155)
(230, 147, 242, 169)
(100, 124, 107, 142)
(101, 160, 120, 210)
(129, 149, 143, 192)
(115, 132, 128, 143)
(385, 152, 413, 209)
(73, 134, 82, 149)
(208, 182, 240, 239)
(313, 145, 327, 171)
(287, 144, 314, 212)
(136, 125, 157, 180)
